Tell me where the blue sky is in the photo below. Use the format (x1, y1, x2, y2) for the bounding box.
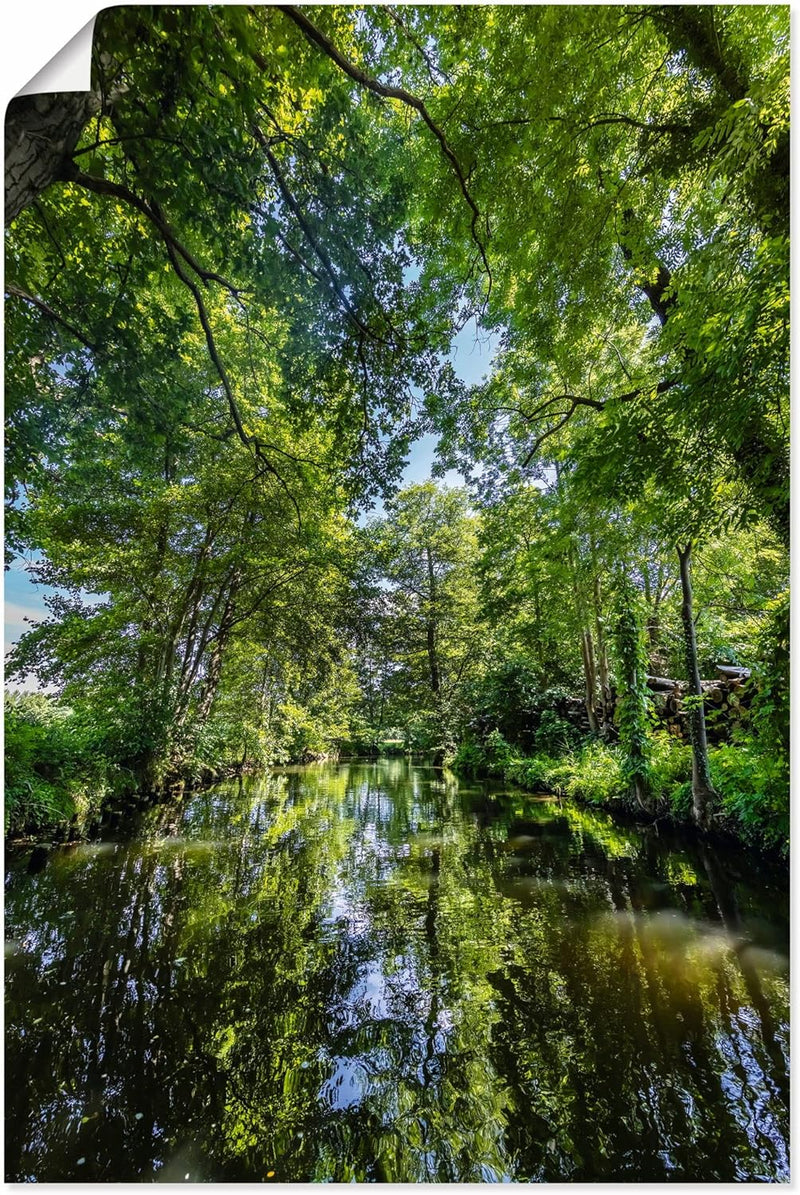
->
(4, 319, 498, 664)
(389, 316, 495, 488)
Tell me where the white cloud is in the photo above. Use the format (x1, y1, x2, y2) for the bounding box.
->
(5, 601, 46, 630)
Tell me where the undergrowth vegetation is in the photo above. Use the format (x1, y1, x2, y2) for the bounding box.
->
(4, 693, 134, 836)
(450, 729, 788, 855)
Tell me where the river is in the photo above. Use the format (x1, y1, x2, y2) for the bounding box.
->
(5, 758, 789, 1182)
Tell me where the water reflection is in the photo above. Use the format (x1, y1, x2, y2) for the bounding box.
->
(5, 759, 789, 1182)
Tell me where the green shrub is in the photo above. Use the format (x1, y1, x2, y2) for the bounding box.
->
(648, 733, 693, 800)
(749, 588, 789, 761)
(452, 729, 519, 777)
(5, 773, 75, 834)
(450, 737, 487, 776)
(667, 780, 693, 818)
(461, 662, 576, 754)
(450, 702, 786, 856)
(4, 692, 128, 836)
(708, 742, 788, 853)
(505, 753, 559, 791)
(563, 742, 625, 805)
(499, 733, 691, 813)
(533, 710, 581, 756)
(483, 729, 516, 772)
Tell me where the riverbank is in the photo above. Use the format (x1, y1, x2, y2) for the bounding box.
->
(5, 690, 342, 841)
(6, 685, 788, 866)
(5, 741, 342, 844)
(5, 760, 261, 845)
(7, 734, 788, 864)
(450, 732, 789, 859)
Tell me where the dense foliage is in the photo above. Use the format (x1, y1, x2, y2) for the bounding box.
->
(5, 6, 788, 851)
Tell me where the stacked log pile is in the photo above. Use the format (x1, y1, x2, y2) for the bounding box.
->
(559, 665, 753, 743)
(564, 695, 596, 735)
(645, 665, 752, 743)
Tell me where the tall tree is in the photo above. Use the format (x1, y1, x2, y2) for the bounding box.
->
(356, 484, 481, 753)
(426, 5, 788, 539)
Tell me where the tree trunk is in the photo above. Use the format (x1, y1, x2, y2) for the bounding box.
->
(194, 570, 242, 724)
(425, 545, 440, 694)
(5, 93, 101, 224)
(579, 628, 600, 734)
(569, 543, 599, 733)
(677, 542, 717, 828)
(532, 578, 545, 671)
(646, 562, 665, 653)
(592, 565, 612, 734)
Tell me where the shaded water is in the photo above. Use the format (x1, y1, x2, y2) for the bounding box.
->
(5, 759, 789, 1182)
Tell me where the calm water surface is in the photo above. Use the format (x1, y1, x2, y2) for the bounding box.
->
(5, 759, 789, 1182)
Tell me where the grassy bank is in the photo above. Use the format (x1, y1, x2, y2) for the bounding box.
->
(450, 731, 788, 857)
(4, 694, 240, 840)
(4, 692, 345, 840)
(7, 689, 788, 860)
(4, 693, 138, 839)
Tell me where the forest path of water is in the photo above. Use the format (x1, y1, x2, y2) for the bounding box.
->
(5, 759, 789, 1182)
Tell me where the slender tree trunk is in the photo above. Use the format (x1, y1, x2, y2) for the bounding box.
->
(262, 659, 275, 740)
(646, 563, 665, 653)
(377, 663, 386, 736)
(532, 579, 546, 671)
(569, 544, 599, 732)
(425, 545, 440, 695)
(677, 542, 717, 828)
(590, 546, 612, 734)
(196, 576, 240, 723)
(579, 629, 600, 733)
(613, 576, 652, 810)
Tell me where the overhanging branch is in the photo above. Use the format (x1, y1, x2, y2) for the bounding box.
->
(253, 123, 378, 343)
(6, 283, 96, 351)
(279, 4, 491, 291)
(64, 165, 242, 297)
(55, 163, 306, 519)
(521, 377, 678, 466)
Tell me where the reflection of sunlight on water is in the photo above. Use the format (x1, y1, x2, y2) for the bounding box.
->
(409, 830, 445, 850)
(359, 961, 391, 1020)
(503, 833, 538, 850)
(497, 874, 584, 902)
(595, 908, 789, 977)
(62, 841, 120, 859)
(737, 943, 789, 974)
(715, 1022, 790, 1179)
(145, 837, 228, 854)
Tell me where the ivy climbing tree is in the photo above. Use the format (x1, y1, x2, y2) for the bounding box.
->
(612, 576, 653, 811)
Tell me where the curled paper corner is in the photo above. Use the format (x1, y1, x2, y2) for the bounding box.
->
(16, 17, 97, 98)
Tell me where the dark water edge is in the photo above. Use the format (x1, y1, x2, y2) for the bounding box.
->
(5, 758, 789, 1182)
(7, 749, 784, 864)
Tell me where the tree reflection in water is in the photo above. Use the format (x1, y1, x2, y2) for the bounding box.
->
(5, 759, 789, 1182)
